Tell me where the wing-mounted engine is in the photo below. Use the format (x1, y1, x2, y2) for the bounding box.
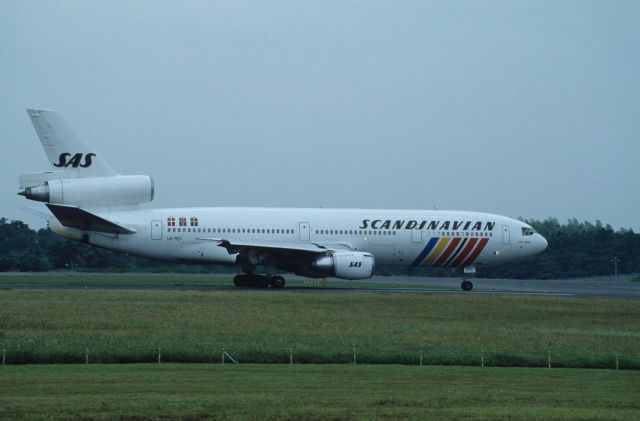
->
(19, 175, 154, 208)
(214, 239, 376, 281)
(310, 251, 375, 280)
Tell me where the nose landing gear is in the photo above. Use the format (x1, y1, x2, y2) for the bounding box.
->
(460, 265, 476, 291)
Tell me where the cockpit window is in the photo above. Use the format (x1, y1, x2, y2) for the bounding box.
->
(521, 227, 535, 236)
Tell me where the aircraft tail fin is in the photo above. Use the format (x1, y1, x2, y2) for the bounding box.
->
(26, 109, 118, 178)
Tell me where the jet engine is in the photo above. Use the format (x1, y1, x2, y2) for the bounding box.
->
(19, 175, 154, 208)
(311, 251, 375, 280)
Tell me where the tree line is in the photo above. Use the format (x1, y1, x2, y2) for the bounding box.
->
(1, 217, 638, 279)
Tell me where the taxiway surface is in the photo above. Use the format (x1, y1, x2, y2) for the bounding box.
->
(0, 273, 638, 299)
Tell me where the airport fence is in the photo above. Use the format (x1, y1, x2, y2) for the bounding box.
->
(1, 345, 639, 370)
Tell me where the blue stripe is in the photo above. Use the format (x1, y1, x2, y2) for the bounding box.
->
(410, 237, 439, 266)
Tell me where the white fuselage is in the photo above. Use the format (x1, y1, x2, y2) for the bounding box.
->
(21, 109, 549, 288)
(53, 207, 548, 271)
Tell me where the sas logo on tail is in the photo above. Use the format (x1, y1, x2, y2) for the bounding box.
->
(53, 153, 96, 168)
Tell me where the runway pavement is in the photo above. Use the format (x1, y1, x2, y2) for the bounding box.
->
(0, 273, 638, 299)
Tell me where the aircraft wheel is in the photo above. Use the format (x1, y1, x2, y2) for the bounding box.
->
(269, 275, 286, 289)
(233, 274, 247, 287)
(252, 275, 269, 288)
(461, 280, 473, 291)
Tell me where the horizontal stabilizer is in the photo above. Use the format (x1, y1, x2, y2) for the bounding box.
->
(15, 205, 53, 220)
(46, 203, 136, 234)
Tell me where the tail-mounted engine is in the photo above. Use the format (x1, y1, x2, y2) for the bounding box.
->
(311, 251, 375, 280)
(19, 175, 154, 208)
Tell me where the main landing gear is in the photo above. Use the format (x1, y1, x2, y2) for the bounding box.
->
(461, 280, 473, 291)
(233, 274, 286, 289)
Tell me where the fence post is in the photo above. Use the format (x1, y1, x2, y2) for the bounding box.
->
(616, 353, 619, 371)
(548, 350, 551, 369)
(420, 348, 423, 366)
(290, 347, 293, 365)
(221, 348, 225, 365)
(353, 347, 357, 365)
(158, 347, 161, 364)
(2, 349, 5, 366)
(481, 345, 485, 368)
(85, 348, 89, 365)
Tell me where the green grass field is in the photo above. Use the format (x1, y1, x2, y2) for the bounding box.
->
(1, 364, 638, 420)
(1, 288, 638, 368)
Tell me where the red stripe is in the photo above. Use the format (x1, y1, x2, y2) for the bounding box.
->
(449, 238, 478, 268)
(443, 238, 468, 267)
(433, 237, 462, 267)
(460, 238, 489, 267)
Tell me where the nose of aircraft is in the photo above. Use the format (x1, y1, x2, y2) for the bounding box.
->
(533, 233, 548, 254)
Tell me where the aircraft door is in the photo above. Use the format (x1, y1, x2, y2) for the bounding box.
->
(411, 229, 422, 243)
(151, 220, 162, 240)
(501, 225, 510, 244)
(299, 222, 310, 241)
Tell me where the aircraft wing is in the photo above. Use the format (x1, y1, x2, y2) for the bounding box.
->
(197, 238, 352, 255)
(46, 203, 136, 235)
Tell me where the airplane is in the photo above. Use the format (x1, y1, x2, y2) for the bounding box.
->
(18, 109, 548, 291)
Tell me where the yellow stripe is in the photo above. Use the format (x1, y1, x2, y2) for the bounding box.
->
(422, 237, 450, 267)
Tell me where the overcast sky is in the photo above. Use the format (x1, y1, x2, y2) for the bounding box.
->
(2, 1, 639, 230)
